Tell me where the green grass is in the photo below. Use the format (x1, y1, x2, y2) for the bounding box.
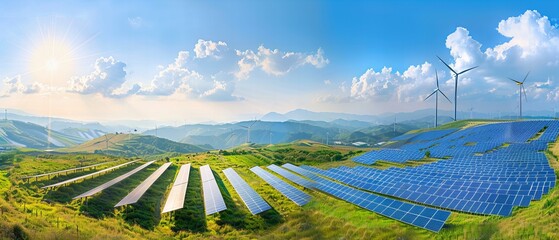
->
(1, 138, 559, 239)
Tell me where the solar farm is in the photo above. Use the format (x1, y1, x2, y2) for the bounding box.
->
(2, 120, 559, 239)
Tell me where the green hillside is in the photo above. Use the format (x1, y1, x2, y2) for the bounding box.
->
(0, 120, 83, 149)
(0, 122, 558, 239)
(64, 133, 207, 157)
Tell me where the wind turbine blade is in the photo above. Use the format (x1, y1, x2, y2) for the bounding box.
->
(522, 71, 530, 83)
(439, 90, 452, 103)
(458, 66, 478, 75)
(424, 90, 437, 101)
(249, 120, 257, 128)
(435, 70, 439, 88)
(522, 85, 527, 102)
(508, 77, 521, 84)
(437, 56, 457, 75)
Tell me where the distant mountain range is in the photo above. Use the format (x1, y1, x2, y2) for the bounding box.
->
(0, 108, 555, 150)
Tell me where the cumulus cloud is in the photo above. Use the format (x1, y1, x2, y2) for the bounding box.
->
(2, 75, 43, 96)
(69, 56, 136, 98)
(235, 46, 328, 79)
(350, 63, 440, 103)
(194, 39, 228, 59)
(140, 51, 241, 101)
(347, 10, 559, 109)
(140, 51, 200, 96)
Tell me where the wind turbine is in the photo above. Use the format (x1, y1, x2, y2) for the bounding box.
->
(508, 72, 529, 119)
(437, 56, 478, 121)
(241, 120, 258, 143)
(424, 70, 451, 127)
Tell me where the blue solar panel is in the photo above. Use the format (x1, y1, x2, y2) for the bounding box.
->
(335, 120, 559, 217)
(281, 163, 451, 232)
(267, 164, 316, 189)
(250, 166, 311, 206)
(223, 168, 271, 215)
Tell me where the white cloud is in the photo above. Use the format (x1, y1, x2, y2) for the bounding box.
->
(140, 51, 200, 96)
(69, 56, 136, 98)
(324, 80, 331, 85)
(348, 10, 559, 109)
(140, 51, 241, 101)
(2, 75, 43, 96)
(128, 17, 143, 28)
(194, 39, 228, 59)
(235, 46, 329, 79)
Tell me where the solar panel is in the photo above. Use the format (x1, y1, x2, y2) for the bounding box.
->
(281, 163, 451, 232)
(223, 168, 271, 215)
(330, 120, 559, 217)
(250, 166, 310, 206)
(266, 164, 315, 189)
(200, 165, 227, 215)
(115, 162, 172, 207)
(73, 161, 155, 199)
(162, 164, 191, 213)
(22, 160, 118, 180)
(42, 160, 141, 189)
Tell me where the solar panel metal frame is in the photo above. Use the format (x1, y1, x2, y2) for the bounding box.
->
(162, 164, 191, 213)
(200, 165, 227, 215)
(115, 162, 172, 207)
(223, 168, 271, 215)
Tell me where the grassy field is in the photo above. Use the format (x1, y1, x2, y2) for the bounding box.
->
(0, 133, 558, 239)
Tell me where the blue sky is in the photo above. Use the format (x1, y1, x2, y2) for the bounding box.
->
(0, 0, 558, 123)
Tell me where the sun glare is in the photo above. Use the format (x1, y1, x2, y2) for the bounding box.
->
(29, 35, 76, 83)
(45, 58, 60, 72)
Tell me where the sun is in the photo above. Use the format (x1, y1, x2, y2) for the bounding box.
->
(45, 58, 60, 72)
(29, 37, 74, 79)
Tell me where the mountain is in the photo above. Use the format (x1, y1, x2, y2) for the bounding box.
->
(143, 120, 351, 149)
(0, 120, 83, 149)
(59, 128, 106, 141)
(261, 109, 378, 122)
(64, 133, 207, 157)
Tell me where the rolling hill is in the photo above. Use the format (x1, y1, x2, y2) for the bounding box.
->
(0, 120, 83, 148)
(64, 133, 207, 157)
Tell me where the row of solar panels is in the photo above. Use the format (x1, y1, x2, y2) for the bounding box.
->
(41, 159, 452, 232)
(344, 121, 559, 218)
(43, 160, 313, 215)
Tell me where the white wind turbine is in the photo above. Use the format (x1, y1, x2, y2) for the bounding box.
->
(424, 70, 452, 127)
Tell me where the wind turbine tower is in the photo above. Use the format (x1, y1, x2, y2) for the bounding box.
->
(424, 70, 452, 127)
(437, 56, 478, 121)
(507, 72, 529, 119)
(241, 120, 258, 143)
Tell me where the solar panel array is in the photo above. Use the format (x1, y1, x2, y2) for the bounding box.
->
(223, 168, 271, 215)
(162, 164, 191, 213)
(74, 161, 155, 199)
(250, 166, 311, 206)
(200, 165, 227, 215)
(43, 160, 140, 189)
(23, 161, 117, 180)
(281, 163, 451, 232)
(115, 162, 172, 207)
(341, 120, 559, 216)
(353, 149, 425, 164)
(267, 164, 316, 189)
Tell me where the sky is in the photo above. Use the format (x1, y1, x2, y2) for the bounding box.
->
(0, 0, 559, 124)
